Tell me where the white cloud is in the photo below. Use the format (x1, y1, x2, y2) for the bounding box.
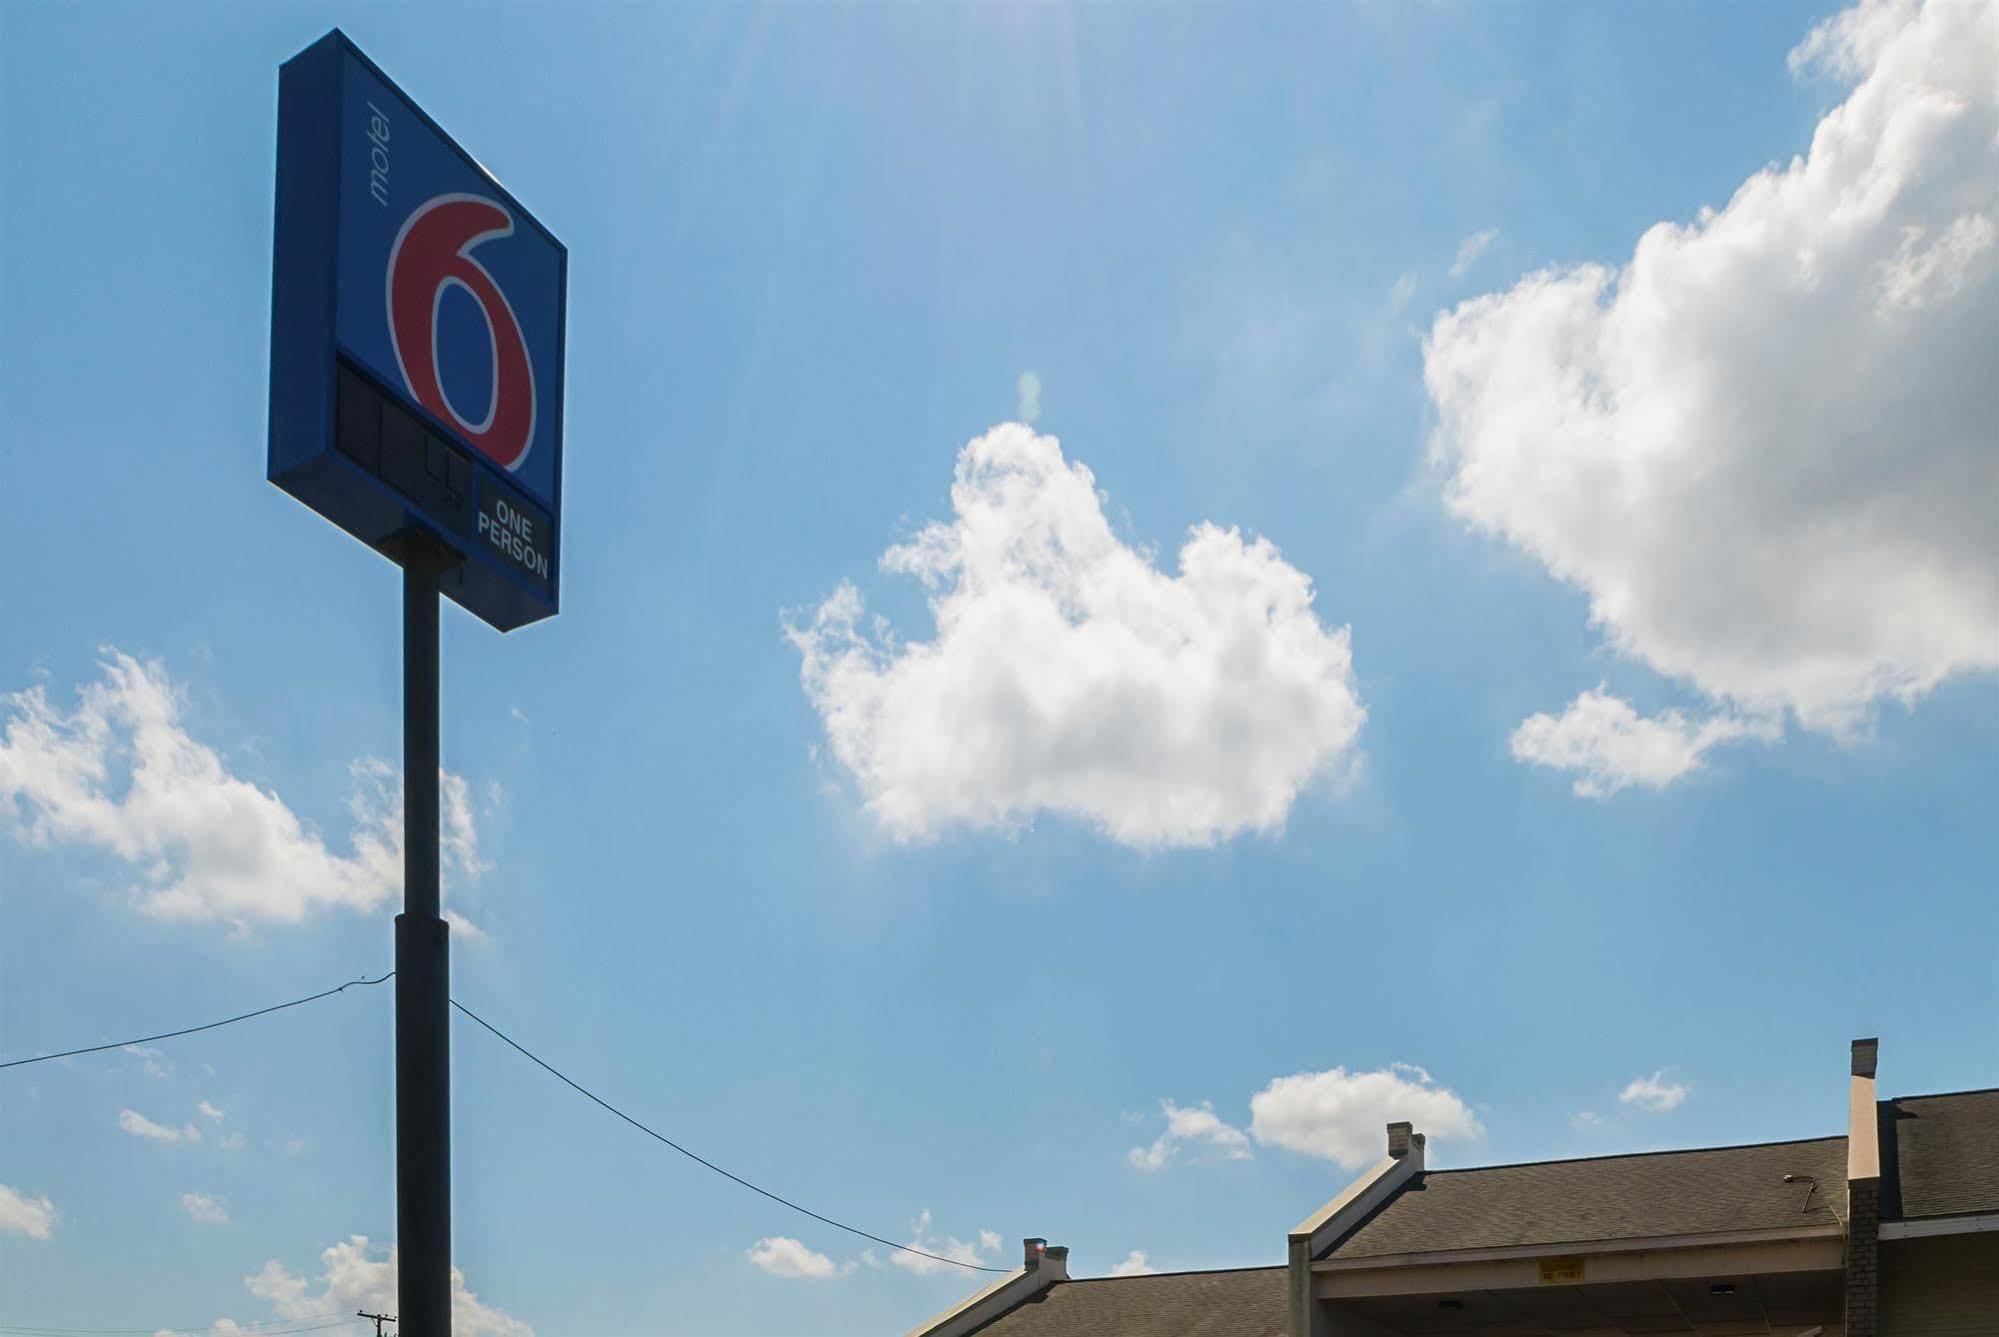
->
(1449, 228, 1498, 278)
(124, 1044, 172, 1078)
(0, 653, 485, 928)
(747, 1236, 845, 1279)
(1127, 1099, 1253, 1172)
(120, 1108, 198, 1144)
(1424, 0, 1999, 756)
(220, 1132, 248, 1152)
(1620, 1070, 1691, 1113)
(182, 1192, 229, 1225)
(1570, 1110, 1606, 1131)
(1510, 687, 1780, 797)
(1016, 371, 1042, 425)
(888, 1210, 1000, 1276)
(788, 425, 1366, 849)
(0, 1182, 57, 1239)
(1249, 1063, 1483, 1169)
(198, 1100, 225, 1122)
(246, 1235, 529, 1337)
(1110, 1250, 1158, 1277)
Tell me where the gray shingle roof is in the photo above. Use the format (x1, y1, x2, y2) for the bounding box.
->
(1323, 1136, 1849, 1260)
(1882, 1088, 1999, 1220)
(947, 1089, 1999, 1337)
(966, 1267, 1286, 1337)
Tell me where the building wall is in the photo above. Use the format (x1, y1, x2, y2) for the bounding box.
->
(1879, 1234, 1999, 1336)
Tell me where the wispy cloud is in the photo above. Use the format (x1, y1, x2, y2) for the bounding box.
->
(1016, 371, 1042, 425)
(1619, 1071, 1690, 1113)
(0, 1183, 57, 1239)
(182, 1192, 229, 1225)
(1127, 1099, 1253, 1172)
(119, 1108, 198, 1144)
(886, 1211, 1000, 1276)
(1448, 227, 1498, 278)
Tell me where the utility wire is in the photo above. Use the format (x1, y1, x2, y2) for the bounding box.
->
(0, 1320, 355, 1336)
(0, 974, 1004, 1276)
(0, 974, 394, 1071)
(450, 997, 1010, 1274)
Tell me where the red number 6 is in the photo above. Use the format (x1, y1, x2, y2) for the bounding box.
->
(387, 194, 537, 471)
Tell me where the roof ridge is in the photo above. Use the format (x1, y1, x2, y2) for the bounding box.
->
(1886, 1085, 1999, 1101)
(1421, 1133, 1846, 1174)
(1065, 1264, 1285, 1283)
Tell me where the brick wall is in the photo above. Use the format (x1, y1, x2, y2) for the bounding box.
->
(1844, 1177, 1880, 1337)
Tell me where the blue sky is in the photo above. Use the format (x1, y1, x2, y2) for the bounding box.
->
(2, 2, 1995, 1334)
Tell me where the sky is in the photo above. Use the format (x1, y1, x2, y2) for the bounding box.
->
(1, 1, 1995, 1334)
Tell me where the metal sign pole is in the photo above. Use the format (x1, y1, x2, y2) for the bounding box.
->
(397, 540, 451, 1334)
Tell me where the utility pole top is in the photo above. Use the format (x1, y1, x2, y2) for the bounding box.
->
(357, 1310, 397, 1337)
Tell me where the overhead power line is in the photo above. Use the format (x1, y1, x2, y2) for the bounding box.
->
(0, 973, 394, 1071)
(0, 972, 1006, 1276)
(450, 998, 1010, 1274)
(0, 1318, 356, 1336)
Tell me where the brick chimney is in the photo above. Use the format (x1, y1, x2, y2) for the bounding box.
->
(1024, 1238, 1069, 1281)
(1844, 1037, 1881, 1337)
(1387, 1122, 1413, 1159)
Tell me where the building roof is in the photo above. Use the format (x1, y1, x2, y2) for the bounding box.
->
(965, 1266, 1286, 1337)
(1323, 1136, 1849, 1261)
(918, 1086, 1999, 1337)
(1882, 1087, 1999, 1221)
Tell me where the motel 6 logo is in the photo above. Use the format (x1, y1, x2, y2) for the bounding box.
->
(386, 193, 537, 472)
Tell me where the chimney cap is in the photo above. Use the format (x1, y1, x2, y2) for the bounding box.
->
(1852, 1037, 1879, 1078)
(1024, 1238, 1047, 1268)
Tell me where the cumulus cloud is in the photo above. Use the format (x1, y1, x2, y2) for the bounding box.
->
(1510, 687, 1780, 797)
(1127, 1100, 1254, 1172)
(198, 1101, 225, 1122)
(1620, 1070, 1691, 1113)
(0, 653, 485, 928)
(120, 1108, 199, 1144)
(1110, 1250, 1158, 1277)
(888, 1210, 1000, 1276)
(182, 1192, 229, 1225)
(0, 1182, 57, 1239)
(788, 425, 1366, 848)
(1249, 1063, 1483, 1169)
(746, 1236, 845, 1280)
(246, 1235, 528, 1337)
(1449, 228, 1498, 278)
(1425, 0, 1999, 769)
